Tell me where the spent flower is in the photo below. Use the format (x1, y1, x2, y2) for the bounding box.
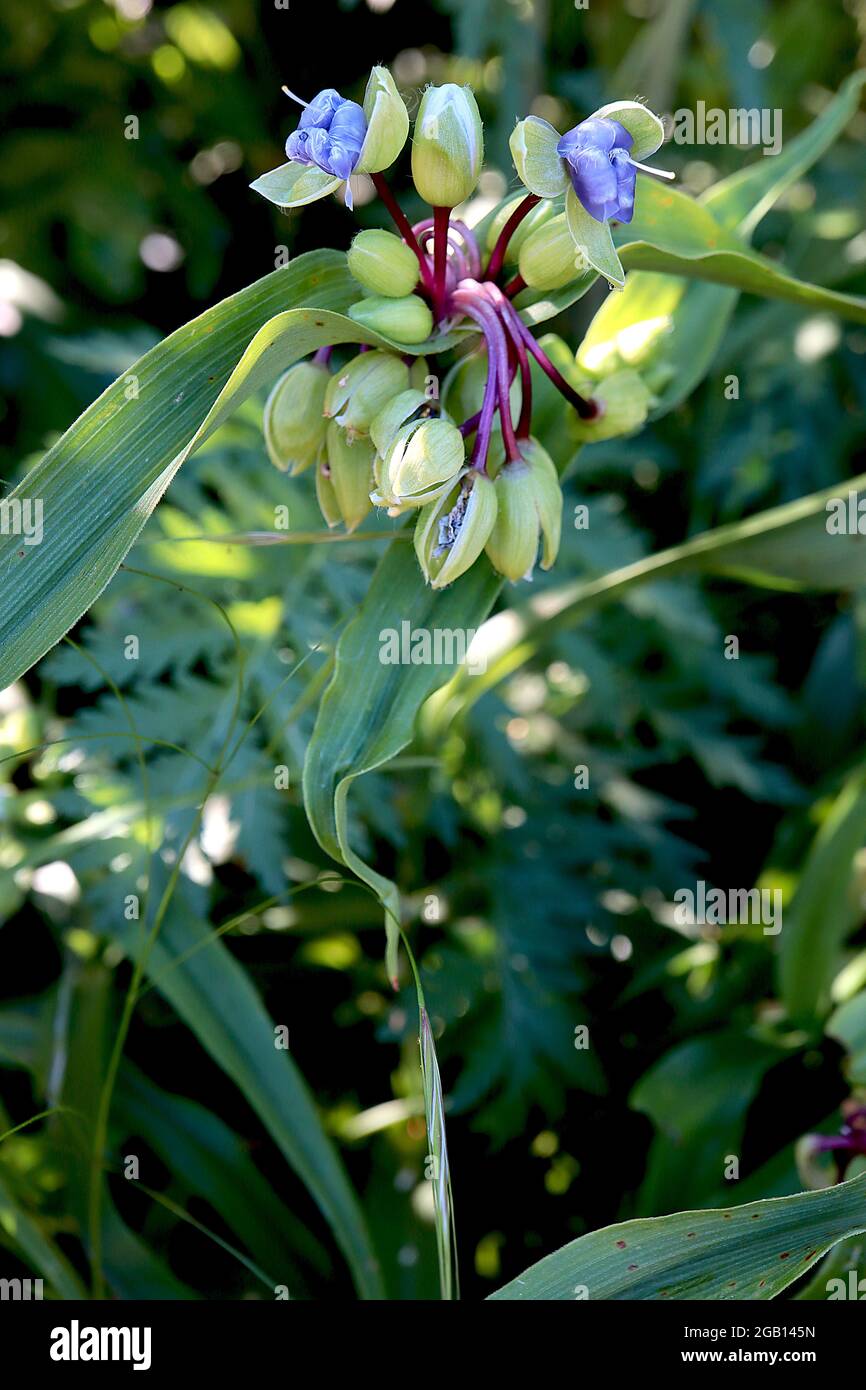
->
(414, 471, 497, 588)
(372, 416, 465, 511)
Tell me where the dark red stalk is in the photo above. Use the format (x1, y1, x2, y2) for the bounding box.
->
(371, 173, 436, 298)
(504, 273, 526, 298)
(489, 292, 532, 438)
(433, 206, 451, 322)
(483, 193, 540, 283)
(454, 290, 521, 463)
(507, 309, 600, 420)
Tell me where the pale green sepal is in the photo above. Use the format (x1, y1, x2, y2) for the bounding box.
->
(565, 186, 626, 288)
(509, 117, 569, 199)
(250, 162, 342, 209)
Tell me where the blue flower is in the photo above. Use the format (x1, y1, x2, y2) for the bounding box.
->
(556, 117, 636, 224)
(284, 87, 367, 206)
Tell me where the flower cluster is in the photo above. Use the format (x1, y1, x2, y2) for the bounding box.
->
(253, 69, 668, 587)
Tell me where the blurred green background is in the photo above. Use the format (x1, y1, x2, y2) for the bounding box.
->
(2, 0, 866, 1301)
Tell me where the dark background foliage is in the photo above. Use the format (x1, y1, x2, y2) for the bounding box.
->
(1, 0, 866, 1301)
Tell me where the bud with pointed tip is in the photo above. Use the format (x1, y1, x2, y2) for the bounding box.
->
(572, 369, 653, 441)
(348, 229, 420, 298)
(411, 84, 484, 208)
(348, 294, 434, 346)
(322, 421, 374, 531)
(518, 213, 590, 291)
(372, 416, 465, 511)
(485, 439, 562, 581)
(263, 361, 328, 475)
(414, 470, 497, 588)
(323, 350, 409, 438)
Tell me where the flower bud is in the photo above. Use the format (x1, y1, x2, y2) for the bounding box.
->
(370, 388, 428, 456)
(348, 294, 434, 346)
(572, 369, 653, 441)
(263, 361, 328, 475)
(322, 422, 374, 531)
(484, 196, 557, 264)
(324, 350, 409, 437)
(372, 417, 465, 511)
(518, 212, 590, 291)
(485, 439, 562, 581)
(411, 84, 484, 208)
(414, 470, 497, 588)
(348, 229, 420, 298)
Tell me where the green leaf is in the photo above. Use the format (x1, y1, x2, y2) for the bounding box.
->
(0, 251, 479, 692)
(631, 1034, 781, 1215)
(618, 178, 866, 322)
(779, 769, 866, 1022)
(0, 251, 347, 688)
(250, 163, 342, 209)
(111, 903, 384, 1298)
(451, 469, 866, 705)
(115, 1062, 329, 1288)
(0, 1170, 88, 1299)
(489, 1172, 866, 1300)
(577, 273, 736, 416)
(303, 539, 501, 979)
(702, 69, 866, 237)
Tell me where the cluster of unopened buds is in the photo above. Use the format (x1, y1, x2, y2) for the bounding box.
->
(253, 68, 672, 586)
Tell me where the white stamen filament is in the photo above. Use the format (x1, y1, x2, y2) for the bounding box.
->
(281, 86, 309, 108)
(628, 157, 675, 179)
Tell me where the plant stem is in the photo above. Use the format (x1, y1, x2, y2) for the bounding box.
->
(504, 273, 527, 298)
(433, 206, 451, 321)
(484, 193, 540, 282)
(371, 173, 436, 298)
(488, 289, 533, 438)
(507, 309, 600, 420)
(454, 287, 521, 463)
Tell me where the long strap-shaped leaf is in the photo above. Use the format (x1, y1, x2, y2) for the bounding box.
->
(489, 1173, 866, 1299)
(303, 541, 501, 980)
(0, 250, 400, 691)
(617, 178, 866, 321)
(112, 904, 384, 1298)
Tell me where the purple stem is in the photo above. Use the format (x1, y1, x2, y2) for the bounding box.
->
(313, 345, 333, 367)
(484, 193, 541, 283)
(487, 288, 533, 438)
(454, 286, 521, 462)
(371, 173, 436, 299)
(507, 309, 600, 421)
